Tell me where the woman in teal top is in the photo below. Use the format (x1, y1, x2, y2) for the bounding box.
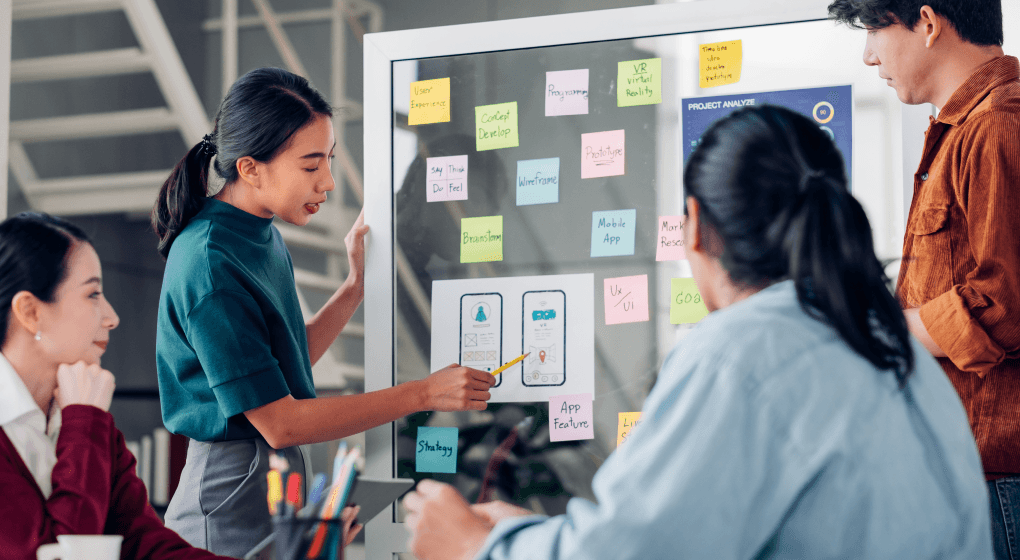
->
(152, 67, 495, 558)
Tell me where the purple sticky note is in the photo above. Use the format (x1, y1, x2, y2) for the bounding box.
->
(426, 155, 468, 202)
(655, 216, 686, 261)
(546, 69, 589, 116)
(604, 275, 649, 325)
(581, 130, 625, 179)
(549, 393, 594, 442)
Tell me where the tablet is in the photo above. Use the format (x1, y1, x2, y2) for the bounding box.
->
(347, 476, 415, 523)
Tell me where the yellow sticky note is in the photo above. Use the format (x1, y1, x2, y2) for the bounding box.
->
(409, 78, 451, 125)
(617, 58, 662, 107)
(670, 278, 709, 324)
(617, 412, 642, 446)
(461, 216, 503, 263)
(699, 40, 742, 88)
(475, 102, 519, 151)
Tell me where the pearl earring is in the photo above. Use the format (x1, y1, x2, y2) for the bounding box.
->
(34, 331, 41, 341)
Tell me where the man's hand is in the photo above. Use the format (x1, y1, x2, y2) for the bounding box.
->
(405, 480, 491, 560)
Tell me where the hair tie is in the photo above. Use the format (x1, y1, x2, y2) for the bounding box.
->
(199, 133, 217, 156)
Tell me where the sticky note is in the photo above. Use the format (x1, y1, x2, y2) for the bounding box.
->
(546, 69, 589, 116)
(415, 426, 458, 473)
(581, 130, 625, 179)
(549, 393, 594, 442)
(591, 209, 636, 257)
(426, 155, 468, 202)
(516, 158, 560, 206)
(618, 58, 662, 107)
(699, 40, 742, 88)
(461, 216, 503, 263)
(604, 275, 649, 325)
(475, 102, 519, 151)
(617, 412, 642, 446)
(671, 278, 710, 324)
(409, 78, 451, 125)
(655, 216, 686, 261)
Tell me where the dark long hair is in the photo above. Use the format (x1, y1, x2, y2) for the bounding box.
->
(0, 213, 91, 346)
(827, 0, 1003, 47)
(151, 67, 333, 259)
(684, 105, 914, 386)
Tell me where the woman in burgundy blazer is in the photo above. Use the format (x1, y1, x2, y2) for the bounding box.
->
(0, 213, 232, 560)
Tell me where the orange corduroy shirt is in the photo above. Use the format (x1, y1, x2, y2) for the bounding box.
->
(896, 55, 1020, 478)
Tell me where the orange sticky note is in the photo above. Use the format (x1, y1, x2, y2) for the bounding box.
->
(699, 40, 742, 88)
(409, 78, 451, 125)
(617, 412, 642, 446)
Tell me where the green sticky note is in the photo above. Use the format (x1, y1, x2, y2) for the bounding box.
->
(461, 216, 503, 263)
(475, 102, 520, 151)
(670, 278, 709, 324)
(618, 58, 662, 107)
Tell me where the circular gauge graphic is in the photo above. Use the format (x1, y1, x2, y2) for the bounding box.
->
(813, 101, 835, 124)
(819, 125, 835, 140)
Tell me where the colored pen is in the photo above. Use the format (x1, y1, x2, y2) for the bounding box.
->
(308, 473, 328, 508)
(491, 353, 530, 376)
(266, 469, 283, 516)
(285, 472, 303, 512)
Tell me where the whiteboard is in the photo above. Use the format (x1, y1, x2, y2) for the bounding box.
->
(361, 2, 928, 557)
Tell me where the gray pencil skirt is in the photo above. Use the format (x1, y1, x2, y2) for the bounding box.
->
(164, 438, 309, 559)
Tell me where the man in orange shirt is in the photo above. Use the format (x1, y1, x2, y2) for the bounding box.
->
(829, 1, 1020, 557)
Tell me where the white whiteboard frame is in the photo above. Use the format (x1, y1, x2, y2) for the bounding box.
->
(361, 2, 926, 556)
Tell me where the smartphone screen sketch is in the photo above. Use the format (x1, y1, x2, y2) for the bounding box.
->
(522, 290, 566, 387)
(459, 293, 503, 387)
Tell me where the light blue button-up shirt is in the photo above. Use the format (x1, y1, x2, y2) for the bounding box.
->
(477, 281, 992, 559)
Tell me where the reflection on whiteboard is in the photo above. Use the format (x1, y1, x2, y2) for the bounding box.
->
(681, 85, 853, 185)
(432, 274, 594, 403)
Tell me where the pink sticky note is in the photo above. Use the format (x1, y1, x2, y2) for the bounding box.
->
(581, 130, 625, 179)
(604, 274, 649, 325)
(549, 393, 594, 442)
(546, 69, 589, 116)
(426, 155, 468, 202)
(655, 216, 686, 261)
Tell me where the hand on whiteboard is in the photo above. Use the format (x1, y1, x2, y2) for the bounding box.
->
(405, 479, 490, 560)
(343, 208, 370, 298)
(54, 361, 115, 412)
(422, 364, 495, 412)
(470, 500, 534, 527)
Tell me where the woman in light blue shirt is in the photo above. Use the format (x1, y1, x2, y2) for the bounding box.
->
(403, 105, 993, 559)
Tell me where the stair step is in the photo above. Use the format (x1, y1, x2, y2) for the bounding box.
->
(11, 108, 178, 142)
(12, 48, 150, 83)
(293, 269, 343, 292)
(277, 223, 344, 254)
(13, 0, 121, 20)
(24, 169, 170, 195)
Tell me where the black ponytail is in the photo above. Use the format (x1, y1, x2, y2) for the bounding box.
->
(152, 140, 213, 259)
(0, 213, 91, 346)
(151, 67, 333, 259)
(684, 105, 914, 386)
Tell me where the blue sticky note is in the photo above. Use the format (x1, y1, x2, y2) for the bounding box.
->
(415, 427, 458, 474)
(591, 209, 636, 257)
(516, 157, 560, 206)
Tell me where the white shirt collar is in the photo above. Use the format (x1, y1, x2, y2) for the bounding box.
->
(0, 352, 43, 426)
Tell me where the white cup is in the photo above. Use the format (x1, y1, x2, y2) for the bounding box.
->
(37, 535, 123, 560)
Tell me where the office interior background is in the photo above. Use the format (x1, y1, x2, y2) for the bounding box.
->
(2, 0, 1019, 558)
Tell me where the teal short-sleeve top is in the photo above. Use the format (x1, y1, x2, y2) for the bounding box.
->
(156, 198, 315, 442)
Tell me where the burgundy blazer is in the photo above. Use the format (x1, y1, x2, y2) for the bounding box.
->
(0, 405, 230, 560)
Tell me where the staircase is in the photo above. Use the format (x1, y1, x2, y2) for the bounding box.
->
(7, 0, 381, 391)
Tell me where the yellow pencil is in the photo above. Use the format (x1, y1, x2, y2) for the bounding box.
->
(491, 353, 530, 376)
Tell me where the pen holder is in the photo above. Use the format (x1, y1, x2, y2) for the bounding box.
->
(271, 518, 344, 560)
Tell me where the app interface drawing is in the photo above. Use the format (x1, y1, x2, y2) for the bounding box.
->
(522, 290, 566, 386)
(460, 293, 503, 386)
